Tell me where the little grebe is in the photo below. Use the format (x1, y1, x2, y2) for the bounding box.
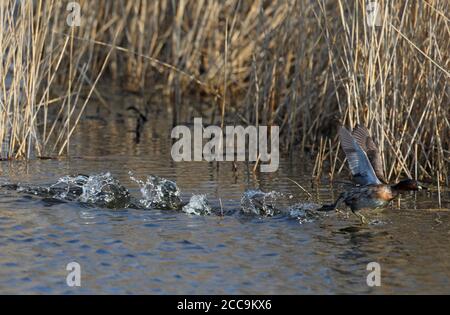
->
(319, 124, 425, 223)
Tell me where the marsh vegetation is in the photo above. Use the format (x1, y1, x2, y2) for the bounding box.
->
(0, 0, 448, 185)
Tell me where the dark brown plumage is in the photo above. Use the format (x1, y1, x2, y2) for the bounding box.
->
(319, 125, 426, 223)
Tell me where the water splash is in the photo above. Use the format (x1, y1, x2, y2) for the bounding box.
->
(240, 189, 325, 222)
(368, 219, 388, 226)
(287, 202, 324, 224)
(48, 172, 131, 209)
(3, 172, 328, 223)
(129, 172, 182, 209)
(240, 189, 285, 216)
(182, 194, 212, 216)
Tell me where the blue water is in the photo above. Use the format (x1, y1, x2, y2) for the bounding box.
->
(0, 96, 449, 294)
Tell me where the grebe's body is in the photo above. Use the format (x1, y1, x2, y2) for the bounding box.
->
(320, 125, 424, 223)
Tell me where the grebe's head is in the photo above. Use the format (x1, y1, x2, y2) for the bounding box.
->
(392, 179, 426, 191)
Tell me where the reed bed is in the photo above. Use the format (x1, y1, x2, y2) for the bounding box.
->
(0, 0, 448, 184)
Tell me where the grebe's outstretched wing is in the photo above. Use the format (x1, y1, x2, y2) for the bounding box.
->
(351, 124, 385, 183)
(339, 126, 382, 186)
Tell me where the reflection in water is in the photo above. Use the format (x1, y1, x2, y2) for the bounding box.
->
(0, 92, 449, 294)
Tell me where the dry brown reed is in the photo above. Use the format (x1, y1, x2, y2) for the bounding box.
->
(0, 0, 448, 184)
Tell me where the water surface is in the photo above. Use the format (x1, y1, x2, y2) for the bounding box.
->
(0, 93, 449, 294)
